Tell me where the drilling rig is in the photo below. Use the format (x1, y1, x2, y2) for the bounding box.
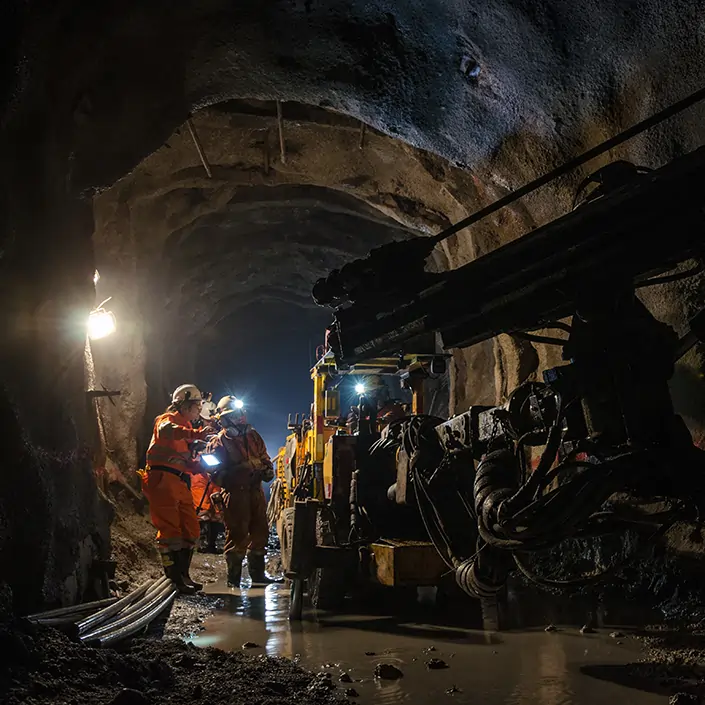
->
(309, 139, 705, 614)
(269, 349, 452, 619)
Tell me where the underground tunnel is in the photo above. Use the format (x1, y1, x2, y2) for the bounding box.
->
(4, 2, 705, 704)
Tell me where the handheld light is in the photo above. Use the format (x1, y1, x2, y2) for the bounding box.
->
(201, 453, 221, 468)
(355, 383, 366, 395)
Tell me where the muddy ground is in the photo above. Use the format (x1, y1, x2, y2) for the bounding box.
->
(1, 618, 346, 705)
(2, 511, 343, 705)
(5, 505, 705, 704)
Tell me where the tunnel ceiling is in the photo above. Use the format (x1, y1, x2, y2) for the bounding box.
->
(160, 184, 417, 332)
(92, 100, 486, 346)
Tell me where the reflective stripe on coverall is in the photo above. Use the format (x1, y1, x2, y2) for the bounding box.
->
(206, 426, 272, 557)
(143, 411, 203, 552)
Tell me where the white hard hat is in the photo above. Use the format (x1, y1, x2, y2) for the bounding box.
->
(172, 384, 203, 404)
(217, 395, 244, 412)
(217, 395, 247, 422)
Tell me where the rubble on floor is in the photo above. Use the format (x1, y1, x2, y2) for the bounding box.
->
(1, 618, 346, 705)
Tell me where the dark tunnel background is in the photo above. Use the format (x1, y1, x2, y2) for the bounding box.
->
(141, 185, 423, 452)
(195, 301, 331, 453)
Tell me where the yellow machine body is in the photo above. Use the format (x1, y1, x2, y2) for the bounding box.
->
(272, 348, 450, 599)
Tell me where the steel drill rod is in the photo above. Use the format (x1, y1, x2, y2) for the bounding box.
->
(80, 582, 176, 642)
(26, 597, 118, 622)
(94, 587, 179, 648)
(77, 580, 154, 634)
(116, 577, 170, 619)
(276, 100, 286, 164)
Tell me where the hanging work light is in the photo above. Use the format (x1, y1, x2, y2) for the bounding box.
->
(88, 297, 117, 340)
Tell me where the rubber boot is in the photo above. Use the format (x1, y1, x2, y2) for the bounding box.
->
(248, 552, 274, 586)
(180, 548, 203, 591)
(226, 552, 244, 588)
(162, 551, 196, 595)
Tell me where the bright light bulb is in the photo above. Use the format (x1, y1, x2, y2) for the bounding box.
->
(355, 383, 366, 395)
(88, 309, 116, 340)
(234, 398, 244, 410)
(93, 270, 100, 285)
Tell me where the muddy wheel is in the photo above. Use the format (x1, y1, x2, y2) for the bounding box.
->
(289, 578, 304, 620)
(279, 507, 296, 574)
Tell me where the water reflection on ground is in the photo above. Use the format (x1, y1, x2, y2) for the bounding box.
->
(191, 581, 663, 704)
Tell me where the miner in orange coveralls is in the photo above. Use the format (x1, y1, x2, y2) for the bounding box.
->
(191, 472, 223, 553)
(206, 396, 274, 588)
(144, 384, 214, 593)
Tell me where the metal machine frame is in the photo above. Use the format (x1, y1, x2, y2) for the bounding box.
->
(308, 144, 705, 609)
(271, 350, 449, 619)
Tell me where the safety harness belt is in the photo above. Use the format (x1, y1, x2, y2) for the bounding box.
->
(149, 465, 192, 488)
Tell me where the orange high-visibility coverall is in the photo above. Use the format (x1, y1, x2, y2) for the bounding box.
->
(191, 473, 221, 518)
(205, 426, 273, 557)
(144, 411, 205, 553)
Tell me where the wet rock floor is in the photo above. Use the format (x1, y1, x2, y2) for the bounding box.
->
(6, 547, 705, 704)
(188, 577, 700, 704)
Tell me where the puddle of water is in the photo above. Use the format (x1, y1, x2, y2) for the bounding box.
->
(192, 580, 664, 704)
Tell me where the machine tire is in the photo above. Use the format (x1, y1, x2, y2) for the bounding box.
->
(279, 507, 296, 574)
(289, 578, 304, 620)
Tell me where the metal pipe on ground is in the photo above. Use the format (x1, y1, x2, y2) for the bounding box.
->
(26, 597, 118, 622)
(80, 582, 176, 643)
(115, 577, 170, 619)
(77, 580, 155, 635)
(31, 613, 109, 631)
(94, 587, 179, 648)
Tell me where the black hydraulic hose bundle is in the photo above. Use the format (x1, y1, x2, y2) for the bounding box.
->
(397, 406, 690, 598)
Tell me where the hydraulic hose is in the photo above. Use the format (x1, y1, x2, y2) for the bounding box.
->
(80, 582, 176, 643)
(455, 542, 512, 599)
(77, 580, 154, 635)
